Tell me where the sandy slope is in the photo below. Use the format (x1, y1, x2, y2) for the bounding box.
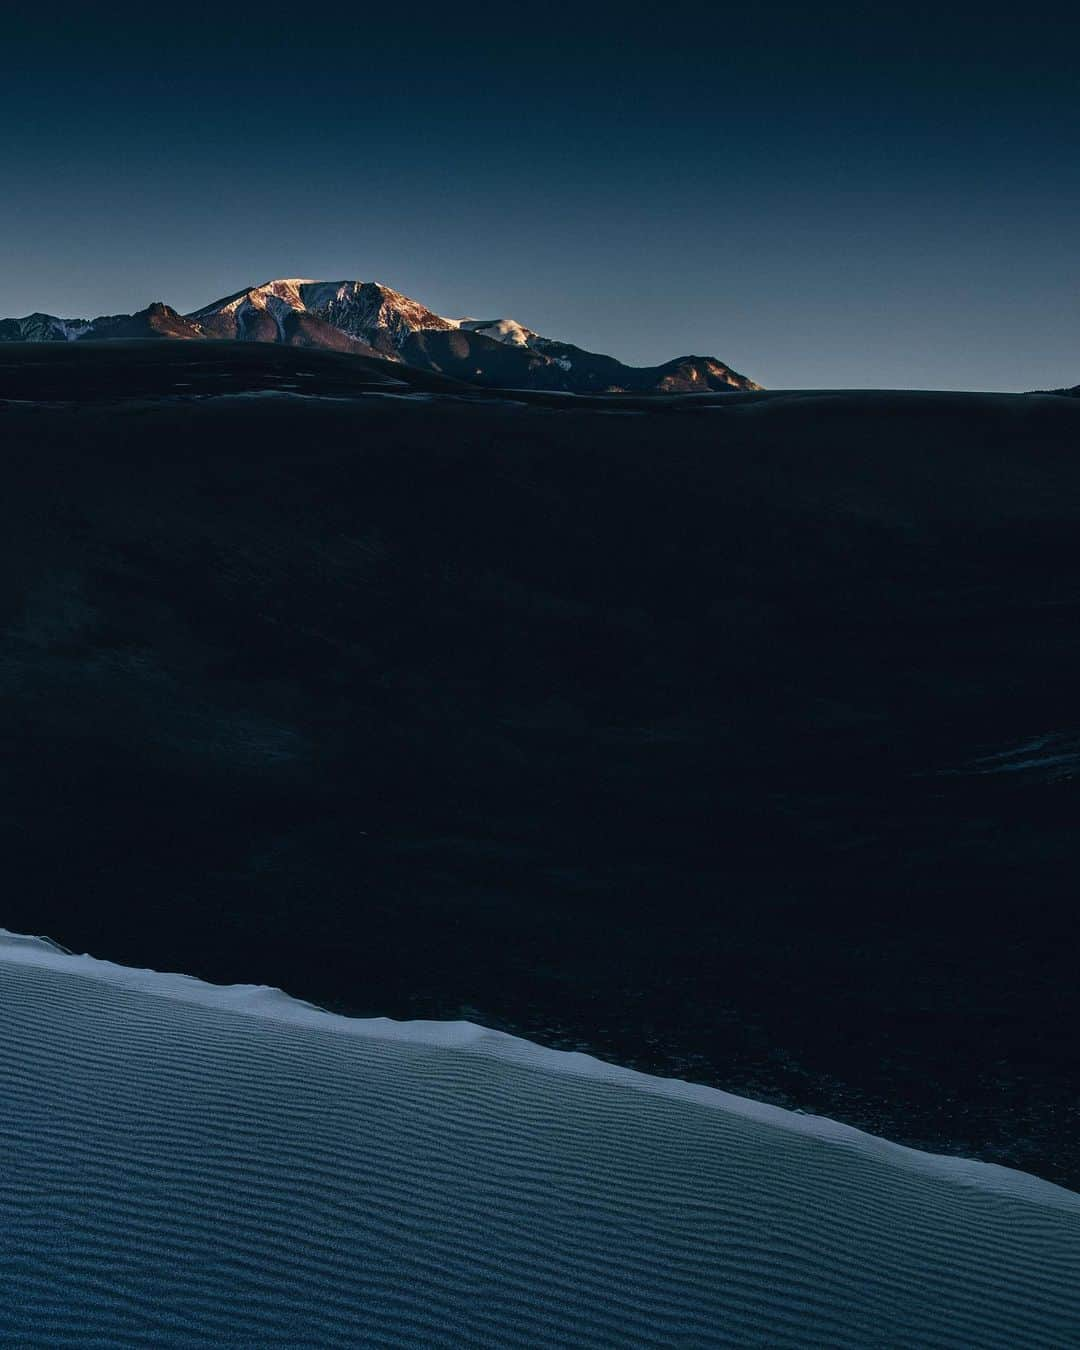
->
(1, 930, 1078, 1347)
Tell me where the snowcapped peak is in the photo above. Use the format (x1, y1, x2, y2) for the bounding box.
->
(454, 317, 537, 348)
(186, 278, 458, 355)
(191, 280, 540, 354)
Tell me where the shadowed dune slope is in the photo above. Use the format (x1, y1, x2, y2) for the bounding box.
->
(2, 343, 1080, 1186)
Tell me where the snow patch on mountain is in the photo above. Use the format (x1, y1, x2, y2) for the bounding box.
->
(455, 317, 536, 347)
(56, 319, 94, 341)
(4, 314, 93, 342)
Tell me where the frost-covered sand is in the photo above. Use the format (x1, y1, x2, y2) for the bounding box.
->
(1, 931, 1077, 1347)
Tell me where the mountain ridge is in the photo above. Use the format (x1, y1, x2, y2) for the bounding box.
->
(0, 278, 761, 394)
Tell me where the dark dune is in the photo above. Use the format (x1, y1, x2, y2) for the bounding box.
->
(2, 341, 1079, 1186)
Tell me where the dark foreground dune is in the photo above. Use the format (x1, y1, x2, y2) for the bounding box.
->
(2, 342, 1079, 1186)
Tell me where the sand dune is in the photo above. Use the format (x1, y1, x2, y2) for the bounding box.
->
(3, 345, 1080, 1186)
(2, 930, 1077, 1346)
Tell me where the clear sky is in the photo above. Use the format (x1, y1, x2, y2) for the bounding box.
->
(3, 1, 1078, 390)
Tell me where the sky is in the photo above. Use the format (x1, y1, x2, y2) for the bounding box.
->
(3, 0, 1078, 390)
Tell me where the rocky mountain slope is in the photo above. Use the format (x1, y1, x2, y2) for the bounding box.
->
(0, 278, 759, 393)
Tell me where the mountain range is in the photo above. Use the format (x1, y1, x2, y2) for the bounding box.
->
(0, 278, 760, 394)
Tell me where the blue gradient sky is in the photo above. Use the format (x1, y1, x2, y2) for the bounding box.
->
(4, 1, 1077, 389)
